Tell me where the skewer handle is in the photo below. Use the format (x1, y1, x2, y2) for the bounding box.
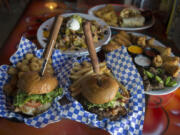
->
(41, 15, 63, 76)
(44, 15, 63, 60)
(83, 21, 100, 74)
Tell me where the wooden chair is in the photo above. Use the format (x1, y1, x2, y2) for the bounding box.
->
(0, 0, 10, 12)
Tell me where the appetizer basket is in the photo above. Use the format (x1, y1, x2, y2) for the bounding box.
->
(58, 46, 145, 134)
(0, 37, 67, 127)
(0, 37, 145, 134)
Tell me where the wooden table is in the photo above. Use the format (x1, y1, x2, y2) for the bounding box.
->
(0, 0, 180, 135)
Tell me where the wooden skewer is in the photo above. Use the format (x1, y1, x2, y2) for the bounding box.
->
(83, 21, 100, 74)
(40, 15, 63, 76)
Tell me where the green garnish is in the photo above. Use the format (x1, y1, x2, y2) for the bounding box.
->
(164, 77, 177, 87)
(166, 80, 177, 87)
(165, 77, 171, 86)
(84, 91, 123, 110)
(145, 70, 154, 79)
(14, 88, 63, 107)
(155, 75, 164, 84)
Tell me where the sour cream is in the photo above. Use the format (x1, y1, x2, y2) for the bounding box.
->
(66, 18, 80, 31)
(134, 55, 151, 67)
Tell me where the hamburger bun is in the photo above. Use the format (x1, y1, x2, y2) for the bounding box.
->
(81, 74, 119, 104)
(17, 71, 58, 95)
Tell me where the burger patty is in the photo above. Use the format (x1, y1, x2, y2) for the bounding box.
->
(79, 96, 128, 120)
(88, 104, 128, 120)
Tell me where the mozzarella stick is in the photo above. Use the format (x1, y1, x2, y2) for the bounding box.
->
(119, 31, 131, 40)
(162, 56, 180, 66)
(150, 45, 171, 56)
(116, 34, 132, 46)
(163, 64, 180, 77)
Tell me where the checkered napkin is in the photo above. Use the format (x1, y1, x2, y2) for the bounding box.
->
(59, 46, 145, 135)
(0, 37, 69, 128)
(0, 37, 145, 134)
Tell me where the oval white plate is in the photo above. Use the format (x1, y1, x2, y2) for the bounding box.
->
(129, 32, 180, 95)
(88, 4, 155, 31)
(37, 13, 111, 56)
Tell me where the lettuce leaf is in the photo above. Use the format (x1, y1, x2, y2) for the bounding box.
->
(14, 88, 63, 107)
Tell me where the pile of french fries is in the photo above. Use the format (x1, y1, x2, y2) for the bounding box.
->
(70, 61, 109, 81)
(69, 61, 110, 97)
(69, 61, 130, 98)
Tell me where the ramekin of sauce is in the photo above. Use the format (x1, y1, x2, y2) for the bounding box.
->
(144, 47, 159, 58)
(134, 55, 151, 67)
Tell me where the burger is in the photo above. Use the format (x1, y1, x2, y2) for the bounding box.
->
(13, 71, 62, 116)
(77, 74, 129, 120)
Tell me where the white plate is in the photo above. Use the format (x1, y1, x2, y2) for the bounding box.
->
(88, 4, 155, 31)
(129, 32, 180, 95)
(37, 13, 111, 56)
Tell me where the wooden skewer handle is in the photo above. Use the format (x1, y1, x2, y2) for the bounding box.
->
(44, 15, 63, 60)
(83, 21, 100, 74)
(41, 15, 63, 76)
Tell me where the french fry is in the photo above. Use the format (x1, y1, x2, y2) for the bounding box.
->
(72, 65, 82, 71)
(108, 73, 130, 98)
(69, 61, 123, 97)
(71, 73, 95, 88)
(69, 75, 82, 80)
(72, 67, 92, 76)
(81, 70, 94, 77)
(82, 61, 91, 67)
(99, 62, 106, 67)
(70, 62, 107, 78)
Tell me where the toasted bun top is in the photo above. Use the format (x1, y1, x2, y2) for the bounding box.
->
(81, 74, 119, 104)
(17, 72, 58, 95)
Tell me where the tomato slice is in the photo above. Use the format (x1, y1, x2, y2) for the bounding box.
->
(25, 101, 41, 108)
